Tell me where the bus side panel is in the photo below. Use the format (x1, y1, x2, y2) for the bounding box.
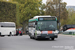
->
(29, 27, 35, 36)
(0, 27, 16, 35)
(28, 22, 36, 36)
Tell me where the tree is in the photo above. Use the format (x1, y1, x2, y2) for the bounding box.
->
(40, 3, 45, 15)
(67, 8, 75, 24)
(0, 0, 13, 1)
(45, 0, 68, 26)
(13, 0, 42, 32)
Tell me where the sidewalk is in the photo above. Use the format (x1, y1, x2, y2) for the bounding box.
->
(59, 34, 75, 37)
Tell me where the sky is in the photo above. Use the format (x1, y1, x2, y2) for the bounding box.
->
(42, 0, 75, 6)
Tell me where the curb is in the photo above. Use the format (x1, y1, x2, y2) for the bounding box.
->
(58, 34, 75, 37)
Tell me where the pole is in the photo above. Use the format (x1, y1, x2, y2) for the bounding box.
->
(55, 0, 57, 16)
(59, 0, 60, 33)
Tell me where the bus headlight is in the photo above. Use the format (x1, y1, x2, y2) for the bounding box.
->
(37, 31, 41, 34)
(53, 30, 59, 35)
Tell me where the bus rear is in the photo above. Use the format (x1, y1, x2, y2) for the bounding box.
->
(0, 22, 16, 36)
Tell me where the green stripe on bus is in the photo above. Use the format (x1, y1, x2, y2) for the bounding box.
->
(29, 19, 38, 22)
(56, 18, 57, 21)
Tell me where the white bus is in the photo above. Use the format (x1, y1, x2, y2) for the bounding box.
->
(0, 22, 16, 36)
(28, 16, 59, 40)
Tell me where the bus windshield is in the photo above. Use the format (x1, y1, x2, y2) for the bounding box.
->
(36, 21, 57, 31)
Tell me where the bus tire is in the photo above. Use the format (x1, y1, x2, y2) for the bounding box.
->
(29, 33, 33, 39)
(51, 38, 55, 40)
(30, 35, 34, 39)
(30, 36, 33, 39)
(0, 32, 1, 36)
(34, 33, 38, 40)
(1, 35, 5, 37)
(8, 35, 10, 36)
(10, 32, 12, 36)
(8, 32, 12, 36)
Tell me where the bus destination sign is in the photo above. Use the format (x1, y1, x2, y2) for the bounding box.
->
(38, 17, 56, 21)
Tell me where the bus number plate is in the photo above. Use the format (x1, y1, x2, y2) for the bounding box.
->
(46, 36, 50, 38)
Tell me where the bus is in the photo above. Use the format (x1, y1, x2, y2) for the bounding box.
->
(0, 22, 16, 36)
(28, 16, 59, 40)
(63, 25, 75, 31)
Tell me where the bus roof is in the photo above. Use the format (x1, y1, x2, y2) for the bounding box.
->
(33, 16, 51, 19)
(0, 22, 15, 24)
(29, 16, 57, 22)
(0, 22, 15, 26)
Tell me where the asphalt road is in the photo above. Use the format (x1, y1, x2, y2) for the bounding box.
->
(0, 34, 75, 50)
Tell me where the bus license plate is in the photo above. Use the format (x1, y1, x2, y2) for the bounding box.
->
(46, 36, 49, 38)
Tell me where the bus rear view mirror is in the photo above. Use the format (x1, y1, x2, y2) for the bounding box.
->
(57, 20, 59, 23)
(35, 21, 37, 25)
(26, 30, 29, 34)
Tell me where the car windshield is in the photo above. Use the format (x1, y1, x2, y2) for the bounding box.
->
(36, 21, 57, 31)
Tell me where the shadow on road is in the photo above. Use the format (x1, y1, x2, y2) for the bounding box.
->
(33, 38, 57, 41)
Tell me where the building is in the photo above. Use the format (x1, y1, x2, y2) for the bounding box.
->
(66, 6, 75, 11)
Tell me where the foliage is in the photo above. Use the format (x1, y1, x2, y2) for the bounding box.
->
(67, 8, 75, 25)
(0, 1, 19, 27)
(40, 3, 45, 15)
(45, 0, 68, 26)
(13, 0, 42, 31)
(13, 0, 42, 23)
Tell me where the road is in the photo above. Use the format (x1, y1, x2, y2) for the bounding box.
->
(0, 34, 75, 50)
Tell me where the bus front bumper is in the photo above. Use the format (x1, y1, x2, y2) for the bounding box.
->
(36, 34, 58, 38)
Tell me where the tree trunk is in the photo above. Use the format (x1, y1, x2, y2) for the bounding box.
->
(22, 22, 27, 34)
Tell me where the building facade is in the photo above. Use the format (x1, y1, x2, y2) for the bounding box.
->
(66, 6, 75, 11)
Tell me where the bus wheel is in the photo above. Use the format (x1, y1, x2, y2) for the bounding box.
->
(8, 35, 10, 36)
(29, 34, 33, 39)
(1, 35, 5, 37)
(34, 34, 38, 40)
(51, 38, 55, 40)
(10, 32, 12, 36)
(0, 33, 1, 36)
(30, 35, 34, 39)
(8, 32, 12, 36)
(30, 36, 33, 39)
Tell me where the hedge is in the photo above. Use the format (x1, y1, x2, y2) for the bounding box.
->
(0, 1, 19, 27)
